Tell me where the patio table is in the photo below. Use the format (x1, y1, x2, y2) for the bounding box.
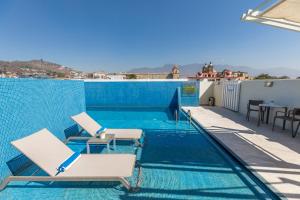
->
(258, 103, 287, 126)
(86, 134, 116, 153)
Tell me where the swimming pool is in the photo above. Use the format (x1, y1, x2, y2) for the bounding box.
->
(0, 107, 278, 200)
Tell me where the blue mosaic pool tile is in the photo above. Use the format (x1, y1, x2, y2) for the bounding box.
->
(0, 78, 86, 182)
(84, 81, 199, 108)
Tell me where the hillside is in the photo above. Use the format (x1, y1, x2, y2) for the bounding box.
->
(0, 60, 78, 77)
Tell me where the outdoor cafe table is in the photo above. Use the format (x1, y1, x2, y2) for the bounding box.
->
(258, 103, 288, 126)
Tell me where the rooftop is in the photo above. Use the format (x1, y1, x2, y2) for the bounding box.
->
(183, 106, 300, 200)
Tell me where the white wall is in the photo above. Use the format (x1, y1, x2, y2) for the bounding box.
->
(206, 79, 300, 129)
(239, 80, 300, 114)
(198, 80, 223, 106)
(199, 80, 214, 105)
(239, 79, 300, 128)
(213, 82, 223, 107)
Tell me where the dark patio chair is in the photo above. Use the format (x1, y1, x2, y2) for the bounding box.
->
(272, 108, 300, 137)
(246, 100, 265, 122)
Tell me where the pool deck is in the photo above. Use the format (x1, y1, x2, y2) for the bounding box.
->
(182, 106, 300, 200)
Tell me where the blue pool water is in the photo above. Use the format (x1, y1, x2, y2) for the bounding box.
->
(0, 107, 278, 200)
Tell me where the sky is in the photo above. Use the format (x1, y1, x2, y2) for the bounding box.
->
(0, 0, 300, 72)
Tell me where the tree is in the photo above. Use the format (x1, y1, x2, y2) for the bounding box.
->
(126, 74, 137, 79)
(277, 75, 290, 79)
(254, 74, 274, 80)
(57, 72, 65, 78)
(254, 73, 290, 80)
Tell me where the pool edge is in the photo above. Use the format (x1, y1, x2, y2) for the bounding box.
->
(181, 109, 286, 200)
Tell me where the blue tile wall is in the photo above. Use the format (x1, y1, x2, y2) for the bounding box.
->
(0, 79, 198, 183)
(0, 78, 85, 182)
(84, 81, 199, 108)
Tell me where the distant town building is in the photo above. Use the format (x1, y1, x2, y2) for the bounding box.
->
(0, 71, 18, 78)
(171, 65, 180, 79)
(190, 62, 250, 81)
(127, 73, 168, 79)
(224, 70, 250, 80)
(92, 71, 107, 79)
(106, 73, 126, 80)
(196, 62, 218, 79)
(125, 64, 180, 79)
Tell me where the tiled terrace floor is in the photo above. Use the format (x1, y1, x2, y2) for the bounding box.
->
(182, 106, 300, 200)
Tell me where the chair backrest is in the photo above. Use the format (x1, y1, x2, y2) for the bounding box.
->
(11, 129, 74, 176)
(71, 112, 101, 137)
(293, 108, 300, 116)
(248, 100, 264, 107)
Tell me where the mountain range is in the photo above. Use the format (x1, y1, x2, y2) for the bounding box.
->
(128, 63, 300, 78)
(1, 60, 300, 78)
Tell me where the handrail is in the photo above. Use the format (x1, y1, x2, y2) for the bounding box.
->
(175, 109, 178, 124)
(174, 87, 182, 124)
(187, 109, 192, 125)
(177, 87, 181, 111)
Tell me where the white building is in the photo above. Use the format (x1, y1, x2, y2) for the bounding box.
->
(106, 74, 126, 80)
(92, 72, 107, 79)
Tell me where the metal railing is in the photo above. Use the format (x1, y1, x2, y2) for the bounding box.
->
(174, 109, 178, 124)
(187, 109, 192, 125)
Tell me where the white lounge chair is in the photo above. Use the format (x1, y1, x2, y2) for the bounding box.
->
(0, 129, 141, 191)
(69, 112, 143, 146)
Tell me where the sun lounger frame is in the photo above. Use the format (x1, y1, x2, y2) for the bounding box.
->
(70, 112, 144, 146)
(1, 129, 142, 192)
(0, 162, 142, 192)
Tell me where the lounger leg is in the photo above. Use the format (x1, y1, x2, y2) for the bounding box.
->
(119, 178, 131, 191)
(87, 142, 90, 154)
(135, 139, 143, 147)
(0, 177, 11, 191)
(118, 162, 143, 192)
(113, 138, 116, 150)
(107, 143, 110, 153)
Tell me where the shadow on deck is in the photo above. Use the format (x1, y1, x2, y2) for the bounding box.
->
(182, 106, 300, 200)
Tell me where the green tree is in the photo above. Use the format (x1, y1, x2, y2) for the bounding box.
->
(255, 74, 290, 80)
(277, 76, 290, 79)
(56, 72, 65, 78)
(254, 73, 274, 80)
(126, 74, 137, 79)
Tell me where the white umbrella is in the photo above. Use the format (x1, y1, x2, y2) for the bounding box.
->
(242, 0, 300, 32)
